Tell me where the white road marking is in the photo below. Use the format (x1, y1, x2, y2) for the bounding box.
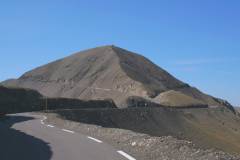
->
(87, 136, 103, 143)
(47, 125, 54, 128)
(40, 115, 47, 125)
(62, 129, 74, 133)
(93, 87, 111, 91)
(117, 151, 136, 160)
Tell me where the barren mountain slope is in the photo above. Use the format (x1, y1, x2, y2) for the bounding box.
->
(1, 45, 233, 109)
(46, 107, 240, 155)
(153, 90, 207, 107)
(236, 107, 240, 113)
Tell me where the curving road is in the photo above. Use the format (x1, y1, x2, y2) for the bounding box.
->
(0, 113, 135, 160)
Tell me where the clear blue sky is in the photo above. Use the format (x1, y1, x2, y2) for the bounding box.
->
(0, 0, 239, 106)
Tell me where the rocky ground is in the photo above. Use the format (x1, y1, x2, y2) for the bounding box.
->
(40, 112, 240, 160)
(236, 107, 240, 113)
(3, 45, 232, 109)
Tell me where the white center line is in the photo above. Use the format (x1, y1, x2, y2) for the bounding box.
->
(94, 87, 111, 91)
(40, 116, 46, 125)
(87, 136, 103, 143)
(117, 151, 136, 160)
(62, 129, 75, 133)
(47, 125, 54, 128)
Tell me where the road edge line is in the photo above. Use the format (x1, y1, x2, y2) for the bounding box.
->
(117, 150, 136, 160)
(62, 129, 74, 133)
(87, 136, 103, 143)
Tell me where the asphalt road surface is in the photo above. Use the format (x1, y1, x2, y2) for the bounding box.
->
(0, 113, 135, 160)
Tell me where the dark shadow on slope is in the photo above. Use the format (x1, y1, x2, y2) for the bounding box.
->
(112, 46, 188, 97)
(53, 108, 185, 136)
(0, 115, 52, 160)
(51, 107, 240, 154)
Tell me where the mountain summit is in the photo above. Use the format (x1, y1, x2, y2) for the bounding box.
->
(1, 45, 233, 109)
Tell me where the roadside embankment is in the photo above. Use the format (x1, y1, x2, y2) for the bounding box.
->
(0, 86, 116, 114)
(41, 107, 240, 160)
(46, 107, 240, 155)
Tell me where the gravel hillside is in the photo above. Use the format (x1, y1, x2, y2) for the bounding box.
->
(1, 45, 233, 109)
(41, 110, 240, 160)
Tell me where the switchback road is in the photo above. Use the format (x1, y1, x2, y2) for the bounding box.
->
(0, 113, 135, 160)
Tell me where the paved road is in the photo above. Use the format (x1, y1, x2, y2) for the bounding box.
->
(0, 113, 135, 160)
